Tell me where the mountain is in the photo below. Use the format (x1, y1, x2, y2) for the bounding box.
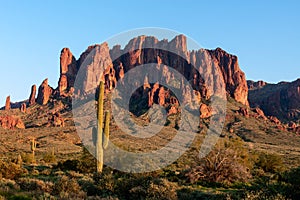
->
(1, 34, 300, 199)
(56, 35, 248, 106)
(1, 34, 299, 133)
(248, 79, 300, 125)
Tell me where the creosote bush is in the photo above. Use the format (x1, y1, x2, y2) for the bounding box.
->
(255, 152, 285, 173)
(186, 138, 252, 185)
(0, 160, 27, 180)
(53, 175, 86, 199)
(55, 147, 96, 173)
(21, 153, 34, 164)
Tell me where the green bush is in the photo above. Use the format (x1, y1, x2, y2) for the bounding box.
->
(21, 153, 34, 164)
(55, 148, 96, 173)
(42, 152, 56, 163)
(281, 166, 300, 199)
(0, 160, 27, 180)
(255, 152, 285, 173)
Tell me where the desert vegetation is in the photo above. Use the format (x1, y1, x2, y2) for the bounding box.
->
(0, 135, 299, 200)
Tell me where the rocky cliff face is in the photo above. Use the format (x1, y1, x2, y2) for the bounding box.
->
(54, 35, 248, 108)
(1, 35, 249, 122)
(248, 79, 300, 122)
(59, 48, 78, 92)
(207, 48, 248, 105)
(76, 43, 114, 94)
(60, 35, 248, 117)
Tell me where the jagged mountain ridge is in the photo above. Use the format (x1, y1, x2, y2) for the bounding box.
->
(1, 34, 299, 131)
(57, 34, 248, 105)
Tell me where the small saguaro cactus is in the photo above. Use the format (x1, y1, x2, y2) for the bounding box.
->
(16, 154, 22, 166)
(31, 138, 37, 163)
(93, 81, 110, 173)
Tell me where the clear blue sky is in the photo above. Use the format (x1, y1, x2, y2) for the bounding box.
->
(0, 0, 299, 104)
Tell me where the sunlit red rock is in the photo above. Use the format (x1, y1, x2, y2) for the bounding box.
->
(5, 96, 10, 110)
(28, 85, 36, 106)
(0, 115, 25, 129)
(20, 103, 26, 113)
(37, 79, 53, 105)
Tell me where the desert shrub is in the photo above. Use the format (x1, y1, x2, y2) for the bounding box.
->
(0, 160, 27, 180)
(93, 169, 116, 196)
(67, 170, 84, 178)
(40, 168, 52, 176)
(144, 179, 178, 200)
(177, 188, 229, 200)
(0, 178, 20, 191)
(281, 166, 300, 199)
(21, 153, 34, 164)
(78, 175, 98, 196)
(238, 167, 300, 200)
(186, 138, 252, 185)
(7, 195, 32, 200)
(55, 147, 96, 173)
(113, 173, 178, 200)
(17, 178, 53, 193)
(53, 175, 86, 199)
(56, 159, 82, 172)
(255, 152, 285, 173)
(42, 152, 56, 163)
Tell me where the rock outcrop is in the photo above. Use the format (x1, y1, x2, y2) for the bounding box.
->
(288, 122, 300, 134)
(248, 78, 300, 122)
(199, 103, 212, 119)
(238, 107, 249, 117)
(76, 43, 113, 94)
(47, 112, 64, 127)
(29, 85, 36, 106)
(20, 103, 26, 113)
(37, 79, 53, 105)
(0, 115, 25, 129)
(247, 80, 267, 90)
(5, 96, 10, 110)
(207, 48, 249, 105)
(59, 48, 78, 90)
(58, 74, 68, 94)
(269, 116, 281, 124)
(251, 107, 267, 120)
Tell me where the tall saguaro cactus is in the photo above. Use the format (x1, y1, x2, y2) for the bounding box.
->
(93, 81, 110, 173)
(31, 138, 37, 163)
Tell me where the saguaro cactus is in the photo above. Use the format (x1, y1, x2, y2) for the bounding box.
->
(31, 138, 37, 163)
(93, 81, 110, 173)
(16, 154, 22, 166)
